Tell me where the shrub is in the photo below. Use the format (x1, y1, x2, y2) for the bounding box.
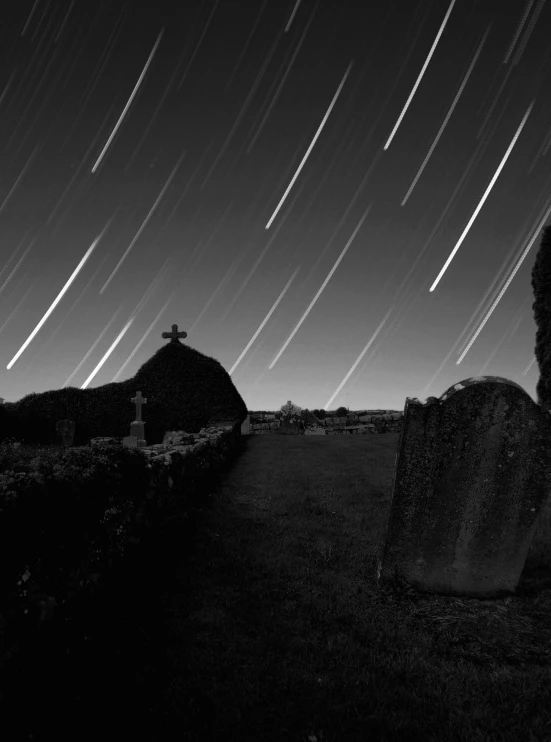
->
(532, 224, 551, 412)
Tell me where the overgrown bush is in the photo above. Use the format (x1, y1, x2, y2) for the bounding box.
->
(532, 224, 551, 412)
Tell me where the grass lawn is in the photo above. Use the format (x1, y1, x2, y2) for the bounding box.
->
(2, 432, 551, 741)
(152, 432, 551, 740)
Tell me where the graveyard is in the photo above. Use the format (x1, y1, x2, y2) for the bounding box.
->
(1, 380, 551, 740)
(1, 427, 549, 740)
(2, 279, 551, 739)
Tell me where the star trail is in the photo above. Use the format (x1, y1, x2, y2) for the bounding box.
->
(1, 0, 550, 414)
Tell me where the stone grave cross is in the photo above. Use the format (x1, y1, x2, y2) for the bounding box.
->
(131, 391, 147, 422)
(162, 324, 188, 344)
(123, 390, 148, 449)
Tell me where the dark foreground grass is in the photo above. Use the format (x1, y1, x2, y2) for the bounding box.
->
(3, 432, 551, 741)
(148, 433, 551, 742)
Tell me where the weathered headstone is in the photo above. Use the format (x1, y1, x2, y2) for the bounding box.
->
(377, 376, 551, 599)
(123, 391, 148, 449)
(278, 415, 303, 435)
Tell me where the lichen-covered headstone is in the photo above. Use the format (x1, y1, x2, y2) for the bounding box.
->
(278, 415, 303, 435)
(377, 376, 551, 599)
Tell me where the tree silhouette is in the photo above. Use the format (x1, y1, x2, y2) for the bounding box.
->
(531, 224, 551, 412)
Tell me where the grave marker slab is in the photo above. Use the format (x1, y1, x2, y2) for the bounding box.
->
(377, 376, 551, 599)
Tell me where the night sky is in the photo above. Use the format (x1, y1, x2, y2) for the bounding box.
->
(1, 0, 550, 417)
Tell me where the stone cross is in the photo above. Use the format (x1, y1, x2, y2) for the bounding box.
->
(162, 324, 188, 344)
(131, 391, 147, 422)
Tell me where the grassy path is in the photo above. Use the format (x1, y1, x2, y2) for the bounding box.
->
(149, 433, 551, 741)
(5, 432, 551, 741)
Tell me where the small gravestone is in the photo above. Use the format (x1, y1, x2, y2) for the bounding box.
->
(377, 376, 551, 599)
(241, 415, 251, 435)
(278, 414, 304, 435)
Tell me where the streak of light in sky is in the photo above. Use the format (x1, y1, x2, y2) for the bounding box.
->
(419, 201, 551, 399)
(285, 0, 303, 33)
(401, 22, 491, 206)
(429, 99, 535, 293)
(91, 28, 164, 174)
(503, 0, 535, 64)
(0, 228, 34, 297)
(62, 308, 124, 388)
(268, 203, 372, 369)
(265, 61, 353, 230)
(111, 293, 176, 382)
(324, 307, 394, 411)
(478, 295, 531, 377)
(224, 1, 268, 93)
(383, 0, 457, 151)
(99, 147, 186, 293)
(456, 202, 551, 363)
(246, 0, 319, 155)
(0, 282, 37, 338)
(511, 0, 547, 67)
(228, 266, 301, 376)
(80, 317, 135, 389)
(6, 214, 117, 370)
(177, 0, 220, 91)
(66, 251, 176, 388)
(0, 144, 40, 215)
(21, 255, 112, 378)
(201, 27, 285, 189)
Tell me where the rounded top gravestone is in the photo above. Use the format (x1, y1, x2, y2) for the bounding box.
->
(378, 376, 551, 599)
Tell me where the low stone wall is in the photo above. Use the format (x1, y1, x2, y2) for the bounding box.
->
(88, 420, 243, 545)
(0, 420, 243, 675)
(241, 412, 404, 436)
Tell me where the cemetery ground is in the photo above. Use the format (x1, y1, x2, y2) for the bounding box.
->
(2, 432, 551, 741)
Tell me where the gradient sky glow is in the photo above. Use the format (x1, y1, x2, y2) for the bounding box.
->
(1, 0, 551, 415)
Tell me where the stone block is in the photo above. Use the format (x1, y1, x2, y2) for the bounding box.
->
(241, 415, 251, 435)
(122, 436, 147, 449)
(162, 430, 195, 446)
(377, 376, 551, 599)
(130, 420, 146, 442)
